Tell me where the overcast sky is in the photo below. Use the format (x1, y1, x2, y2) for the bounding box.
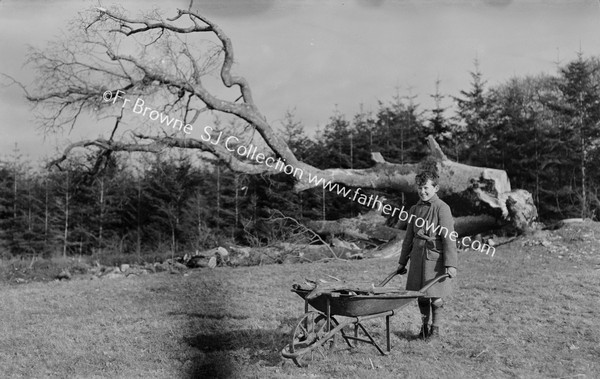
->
(1, 0, 600, 163)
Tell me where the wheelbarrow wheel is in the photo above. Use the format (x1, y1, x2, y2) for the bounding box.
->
(285, 311, 340, 367)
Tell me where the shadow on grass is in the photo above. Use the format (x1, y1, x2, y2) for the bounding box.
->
(182, 316, 297, 378)
(393, 329, 422, 342)
(168, 311, 250, 320)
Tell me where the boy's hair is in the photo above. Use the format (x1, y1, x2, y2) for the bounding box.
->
(415, 170, 439, 187)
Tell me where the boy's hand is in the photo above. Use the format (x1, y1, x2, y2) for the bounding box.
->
(445, 266, 457, 278)
(396, 265, 407, 275)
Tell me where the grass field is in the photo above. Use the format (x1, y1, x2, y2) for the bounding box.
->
(0, 222, 599, 378)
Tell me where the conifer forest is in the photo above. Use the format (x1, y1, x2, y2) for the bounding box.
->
(2, 54, 600, 260)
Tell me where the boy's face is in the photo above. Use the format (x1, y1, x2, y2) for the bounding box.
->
(417, 179, 439, 202)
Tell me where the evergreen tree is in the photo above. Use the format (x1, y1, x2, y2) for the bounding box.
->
(427, 78, 453, 154)
(142, 152, 204, 254)
(555, 53, 600, 218)
(0, 148, 48, 256)
(321, 109, 354, 169)
(454, 59, 494, 165)
(279, 109, 311, 160)
(0, 160, 14, 256)
(373, 92, 427, 164)
(352, 106, 378, 169)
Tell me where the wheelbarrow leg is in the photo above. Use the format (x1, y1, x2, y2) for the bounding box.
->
(303, 299, 309, 336)
(326, 297, 331, 332)
(326, 297, 335, 347)
(339, 311, 394, 356)
(386, 315, 391, 353)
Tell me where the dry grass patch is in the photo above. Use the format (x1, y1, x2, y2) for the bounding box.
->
(0, 222, 599, 378)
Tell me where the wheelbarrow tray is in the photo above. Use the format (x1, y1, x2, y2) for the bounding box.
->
(292, 288, 423, 317)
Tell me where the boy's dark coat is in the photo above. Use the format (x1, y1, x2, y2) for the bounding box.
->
(398, 194, 458, 297)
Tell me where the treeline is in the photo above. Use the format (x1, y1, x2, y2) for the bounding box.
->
(1, 54, 599, 258)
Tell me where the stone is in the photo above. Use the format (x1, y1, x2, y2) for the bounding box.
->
(154, 263, 168, 272)
(57, 269, 72, 280)
(102, 272, 123, 279)
(216, 247, 229, 257)
(172, 262, 188, 271)
(208, 256, 217, 269)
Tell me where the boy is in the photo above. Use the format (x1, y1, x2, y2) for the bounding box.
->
(397, 170, 457, 339)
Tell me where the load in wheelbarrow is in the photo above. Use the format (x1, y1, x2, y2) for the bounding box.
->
(281, 271, 449, 367)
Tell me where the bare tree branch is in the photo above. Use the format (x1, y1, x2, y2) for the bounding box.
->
(1, 74, 32, 98)
(269, 210, 340, 260)
(24, 5, 304, 176)
(18, 5, 536, 232)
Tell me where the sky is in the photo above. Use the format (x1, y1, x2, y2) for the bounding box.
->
(1, 0, 600, 163)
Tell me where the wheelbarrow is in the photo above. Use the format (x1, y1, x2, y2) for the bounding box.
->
(281, 271, 449, 367)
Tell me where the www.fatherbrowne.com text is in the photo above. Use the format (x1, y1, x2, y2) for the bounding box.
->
(201, 126, 495, 257)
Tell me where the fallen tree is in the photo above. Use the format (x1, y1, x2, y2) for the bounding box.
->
(307, 136, 536, 240)
(14, 2, 537, 247)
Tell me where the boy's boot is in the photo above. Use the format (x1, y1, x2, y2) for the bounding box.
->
(429, 298, 444, 339)
(417, 298, 431, 339)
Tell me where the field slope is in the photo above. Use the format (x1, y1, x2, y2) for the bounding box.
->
(0, 222, 599, 378)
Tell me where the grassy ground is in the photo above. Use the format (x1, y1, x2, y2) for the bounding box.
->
(0, 221, 599, 378)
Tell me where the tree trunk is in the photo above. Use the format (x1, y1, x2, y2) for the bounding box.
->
(44, 175, 49, 245)
(98, 178, 105, 254)
(308, 136, 537, 236)
(309, 212, 505, 243)
(136, 178, 141, 257)
(63, 171, 70, 258)
(307, 210, 399, 242)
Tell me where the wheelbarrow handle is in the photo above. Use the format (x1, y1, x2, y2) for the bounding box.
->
(418, 273, 450, 294)
(378, 269, 403, 287)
